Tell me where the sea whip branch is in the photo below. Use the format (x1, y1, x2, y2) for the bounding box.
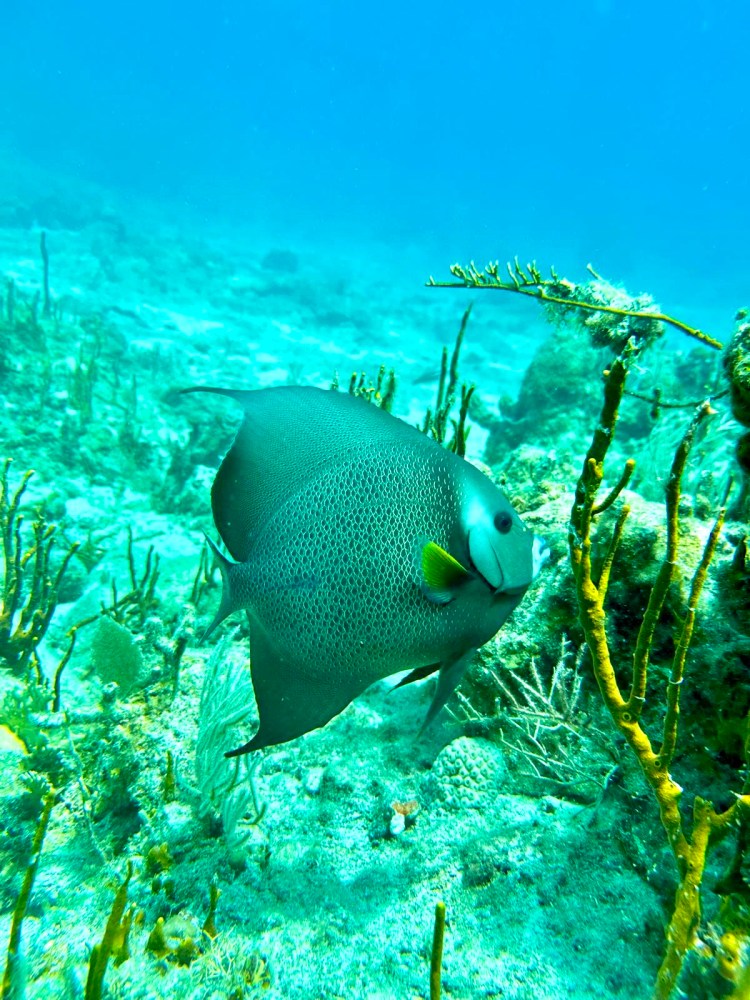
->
(428, 259, 724, 351)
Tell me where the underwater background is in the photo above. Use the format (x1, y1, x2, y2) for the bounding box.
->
(1, 1, 750, 998)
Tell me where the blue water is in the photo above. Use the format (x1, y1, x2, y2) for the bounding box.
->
(2, 0, 748, 330)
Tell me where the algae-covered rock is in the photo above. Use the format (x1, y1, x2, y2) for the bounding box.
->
(485, 330, 608, 461)
(723, 311, 750, 482)
(724, 310, 750, 428)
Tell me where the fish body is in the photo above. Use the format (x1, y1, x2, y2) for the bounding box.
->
(193, 385, 546, 753)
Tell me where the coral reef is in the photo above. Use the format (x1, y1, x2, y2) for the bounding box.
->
(432, 259, 750, 997)
(1, 225, 748, 999)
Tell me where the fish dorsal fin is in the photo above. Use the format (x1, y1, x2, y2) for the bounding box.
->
(420, 541, 472, 605)
(226, 624, 367, 754)
(185, 386, 436, 562)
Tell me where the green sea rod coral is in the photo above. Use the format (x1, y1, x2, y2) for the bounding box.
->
(430, 900, 447, 1000)
(0, 459, 78, 676)
(85, 862, 134, 1000)
(334, 305, 473, 454)
(568, 353, 743, 998)
(2, 790, 57, 1000)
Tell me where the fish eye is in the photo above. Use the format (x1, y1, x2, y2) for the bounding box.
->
(493, 511, 513, 534)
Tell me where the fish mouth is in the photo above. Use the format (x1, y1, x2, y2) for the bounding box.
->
(467, 531, 550, 596)
(467, 539, 525, 597)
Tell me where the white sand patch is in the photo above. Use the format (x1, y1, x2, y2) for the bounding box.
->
(139, 303, 224, 338)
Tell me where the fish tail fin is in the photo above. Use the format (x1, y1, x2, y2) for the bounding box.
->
(201, 534, 242, 641)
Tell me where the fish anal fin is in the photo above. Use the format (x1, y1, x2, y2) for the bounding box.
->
(230, 625, 365, 753)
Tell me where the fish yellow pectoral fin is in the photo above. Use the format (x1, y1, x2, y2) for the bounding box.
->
(420, 540, 472, 605)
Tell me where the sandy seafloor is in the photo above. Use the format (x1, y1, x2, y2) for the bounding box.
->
(0, 173, 745, 1000)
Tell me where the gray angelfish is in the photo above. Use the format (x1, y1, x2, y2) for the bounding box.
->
(188, 385, 548, 755)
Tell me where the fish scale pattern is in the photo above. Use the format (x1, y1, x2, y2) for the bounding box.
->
(246, 445, 486, 684)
